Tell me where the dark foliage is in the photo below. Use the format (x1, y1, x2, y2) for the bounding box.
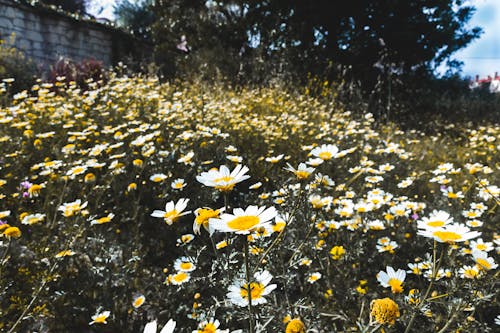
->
(47, 57, 107, 90)
(38, 0, 88, 14)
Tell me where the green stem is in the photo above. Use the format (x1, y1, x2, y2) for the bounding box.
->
(223, 192, 229, 212)
(244, 237, 255, 333)
(404, 241, 445, 333)
(0, 239, 12, 278)
(252, 186, 305, 274)
(8, 217, 86, 333)
(436, 300, 462, 333)
(287, 219, 315, 267)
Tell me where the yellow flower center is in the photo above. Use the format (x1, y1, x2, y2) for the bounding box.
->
(214, 183, 236, 192)
(476, 244, 487, 251)
(214, 176, 234, 183)
(388, 278, 403, 293)
(163, 210, 179, 221)
(227, 215, 260, 231)
(199, 322, 217, 333)
(273, 221, 286, 232)
(447, 192, 458, 199)
(475, 258, 491, 270)
(27, 216, 42, 224)
(433, 230, 461, 242)
(180, 262, 193, 271)
(173, 272, 189, 283)
(195, 209, 220, 226)
(93, 315, 107, 324)
(28, 184, 42, 195)
(71, 167, 85, 175)
(56, 250, 74, 257)
(427, 220, 445, 227)
(96, 216, 111, 224)
(466, 211, 478, 217)
(240, 281, 265, 300)
(133, 296, 145, 308)
(318, 151, 333, 160)
(295, 170, 310, 179)
(216, 240, 228, 249)
(464, 268, 478, 278)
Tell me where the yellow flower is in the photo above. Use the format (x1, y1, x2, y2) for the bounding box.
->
(28, 184, 43, 197)
(84, 173, 96, 183)
(90, 213, 115, 225)
(356, 279, 368, 294)
(0, 223, 11, 232)
(193, 207, 222, 234)
(55, 249, 75, 258)
(285, 318, 306, 333)
(132, 294, 146, 308)
(89, 310, 110, 325)
(3, 226, 21, 238)
(370, 298, 400, 325)
(215, 240, 229, 249)
(330, 245, 345, 260)
(127, 183, 137, 192)
(133, 159, 143, 167)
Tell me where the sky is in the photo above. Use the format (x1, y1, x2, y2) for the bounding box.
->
(87, 0, 500, 79)
(452, 0, 500, 78)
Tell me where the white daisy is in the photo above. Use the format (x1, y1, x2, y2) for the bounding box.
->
(196, 164, 250, 192)
(472, 250, 498, 270)
(417, 210, 453, 230)
(89, 310, 110, 325)
(132, 294, 146, 309)
(209, 205, 278, 234)
(173, 256, 197, 272)
(151, 199, 191, 225)
(21, 213, 46, 225)
(227, 270, 277, 307)
(192, 319, 222, 333)
(285, 163, 315, 180)
(418, 224, 481, 243)
(171, 178, 186, 190)
(310, 144, 339, 160)
(377, 266, 406, 293)
(150, 173, 168, 183)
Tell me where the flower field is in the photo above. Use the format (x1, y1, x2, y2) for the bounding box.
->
(0, 75, 498, 332)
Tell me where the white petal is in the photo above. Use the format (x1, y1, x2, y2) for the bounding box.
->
(144, 320, 157, 333)
(160, 319, 176, 333)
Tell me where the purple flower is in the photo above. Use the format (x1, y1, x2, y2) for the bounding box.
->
(20, 181, 32, 189)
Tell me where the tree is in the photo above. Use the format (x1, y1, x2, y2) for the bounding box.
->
(148, 0, 481, 82)
(114, 0, 156, 41)
(39, 0, 88, 14)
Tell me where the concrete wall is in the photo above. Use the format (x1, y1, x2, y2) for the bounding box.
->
(0, 0, 147, 68)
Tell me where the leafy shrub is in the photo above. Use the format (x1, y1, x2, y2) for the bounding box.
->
(47, 57, 107, 90)
(0, 34, 38, 94)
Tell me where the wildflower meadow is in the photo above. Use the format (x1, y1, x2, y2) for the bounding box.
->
(0, 75, 498, 332)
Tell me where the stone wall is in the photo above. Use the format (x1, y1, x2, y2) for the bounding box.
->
(0, 0, 148, 69)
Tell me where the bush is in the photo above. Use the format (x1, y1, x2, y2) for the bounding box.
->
(47, 57, 107, 90)
(0, 34, 38, 94)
